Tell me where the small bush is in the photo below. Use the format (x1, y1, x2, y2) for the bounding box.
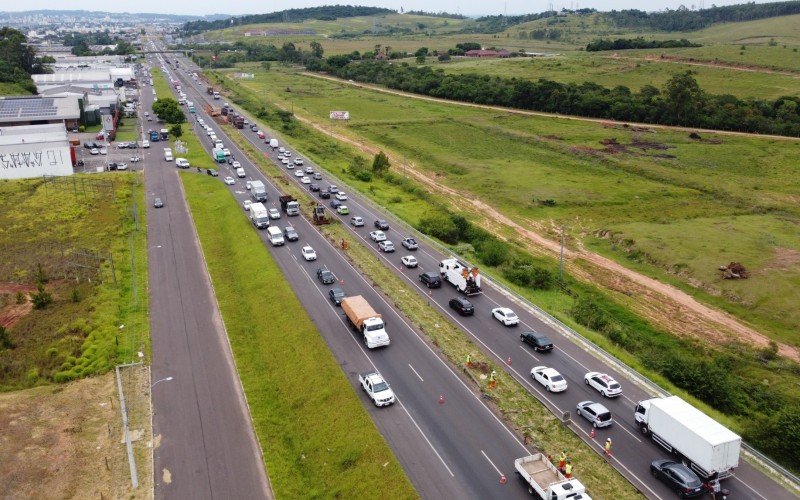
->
(30, 283, 53, 310)
(71, 288, 80, 303)
(0, 326, 13, 349)
(503, 262, 555, 290)
(418, 213, 459, 244)
(478, 239, 509, 267)
(15, 291, 26, 305)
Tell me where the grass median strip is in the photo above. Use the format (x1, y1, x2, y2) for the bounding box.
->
(180, 172, 417, 499)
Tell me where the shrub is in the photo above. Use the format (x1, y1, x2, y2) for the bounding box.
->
(71, 288, 80, 303)
(30, 282, 53, 309)
(15, 291, 26, 304)
(418, 213, 459, 244)
(570, 295, 611, 332)
(503, 263, 555, 290)
(0, 326, 13, 349)
(478, 239, 509, 267)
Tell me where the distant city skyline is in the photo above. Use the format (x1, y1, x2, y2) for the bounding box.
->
(0, 0, 778, 17)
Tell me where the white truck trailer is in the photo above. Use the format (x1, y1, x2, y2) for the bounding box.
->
(439, 257, 481, 295)
(250, 180, 267, 202)
(249, 202, 270, 230)
(514, 453, 592, 500)
(635, 396, 741, 480)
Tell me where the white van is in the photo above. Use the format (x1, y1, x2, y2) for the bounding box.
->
(269, 138, 279, 149)
(236, 167, 246, 178)
(267, 226, 284, 246)
(164, 148, 173, 161)
(214, 140, 224, 149)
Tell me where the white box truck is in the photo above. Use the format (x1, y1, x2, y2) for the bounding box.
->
(267, 226, 284, 246)
(635, 396, 741, 480)
(163, 148, 173, 161)
(249, 202, 270, 229)
(439, 257, 481, 295)
(341, 296, 390, 349)
(250, 180, 267, 202)
(269, 138, 279, 150)
(514, 453, 592, 500)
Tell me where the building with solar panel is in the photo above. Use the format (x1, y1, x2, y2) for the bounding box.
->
(0, 96, 80, 129)
(0, 124, 73, 180)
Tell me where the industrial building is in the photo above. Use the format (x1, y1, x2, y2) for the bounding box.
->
(0, 124, 73, 179)
(0, 96, 81, 129)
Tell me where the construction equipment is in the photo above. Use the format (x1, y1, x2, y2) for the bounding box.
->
(312, 205, 329, 225)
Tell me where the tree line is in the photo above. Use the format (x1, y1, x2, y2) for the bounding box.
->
(63, 32, 136, 56)
(0, 27, 51, 94)
(603, 0, 800, 31)
(181, 6, 395, 35)
(586, 37, 700, 51)
(304, 58, 800, 136)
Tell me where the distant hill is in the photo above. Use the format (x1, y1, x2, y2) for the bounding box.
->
(0, 10, 228, 22)
(182, 6, 395, 35)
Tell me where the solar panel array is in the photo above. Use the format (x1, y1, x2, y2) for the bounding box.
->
(0, 98, 59, 120)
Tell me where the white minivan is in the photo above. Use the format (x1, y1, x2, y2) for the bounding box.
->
(267, 226, 284, 246)
(164, 148, 173, 161)
(236, 167, 246, 178)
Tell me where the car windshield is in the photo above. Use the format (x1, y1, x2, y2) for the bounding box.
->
(256, 216, 269, 223)
(373, 381, 389, 392)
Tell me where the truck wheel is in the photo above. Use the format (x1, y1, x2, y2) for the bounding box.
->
(363, 335, 369, 346)
(640, 425, 649, 436)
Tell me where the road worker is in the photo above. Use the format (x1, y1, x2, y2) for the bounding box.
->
(564, 460, 573, 479)
(558, 450, 567, 472)
(604, 438, 613, 457)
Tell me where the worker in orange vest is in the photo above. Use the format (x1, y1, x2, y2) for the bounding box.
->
(557, 450, 567, 472)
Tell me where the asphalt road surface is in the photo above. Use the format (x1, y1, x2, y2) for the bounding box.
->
(161, 48, 796, 500)
(142, 55, 273, 500)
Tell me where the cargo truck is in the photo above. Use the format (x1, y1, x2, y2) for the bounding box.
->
(635, 396, 741, 480)
(233, 116, 245, 129)
(206, 86, 214, 95)
(279, 195, 299, 216)
(250, 180, 267, 202)
(212, 148, 226, 163)
(149, 130, 159, 142)
(249, 202, 270, 229)
(439, 258, 482, 295)
(341, 296, 390, 348)
(159, 128, 168, 140)
(514, 453, 592, 500)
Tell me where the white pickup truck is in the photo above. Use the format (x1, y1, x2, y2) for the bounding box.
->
(514, 453, 592, 500)
(358, 371, 395, 407)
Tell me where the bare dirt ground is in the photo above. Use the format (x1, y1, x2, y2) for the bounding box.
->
(0, 283, 36, 329)
(0, 367, 153, 499)
(277, 96, 800, 363)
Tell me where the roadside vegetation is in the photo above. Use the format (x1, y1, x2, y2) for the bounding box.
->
(0, 174, 148, 390)
(214, 113, 641, 499)
(180, 172, 417, 498)
(209, 64, 800, 471)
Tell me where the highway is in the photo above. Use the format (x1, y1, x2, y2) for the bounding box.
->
(150, 50, 536, 499)
(141, 56, 273, 499)
(160, 47, 795, 499)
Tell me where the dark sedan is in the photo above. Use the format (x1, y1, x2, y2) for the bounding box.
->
(520, 331, 554, 352)
(374, 219, 390, 230)
(328, 288, 345, 306)
(449, 297, 474, 316)
(316, 267, 336, 285)
(419, 272, 442, 289)
(650, 459, 706, 498)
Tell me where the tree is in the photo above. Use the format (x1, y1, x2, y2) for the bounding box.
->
(663, 71, 704, 124)
(438, 54, 451, 62)
(348, 155, 372, 181)
(261, 61, 271, 71)
(309, 40, 324, 59)
(152, 98, 185, 124)
(30, 282, 53, 310)
(414, 47, 429, 57)
(372, 151, 390, 176)
(0, 325, 13, 349)
(416, 55, 426, 64)
(169, 123, 183, 138)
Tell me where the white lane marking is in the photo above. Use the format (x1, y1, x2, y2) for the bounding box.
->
(293, 262, 455, 478)
(408, 364, 424, 383)
(732, 475, 769, 500)
(518, 345, 539, 362)
(480, 450, 504, 477)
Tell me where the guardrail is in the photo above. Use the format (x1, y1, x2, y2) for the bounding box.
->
(195, 63, 800, 493)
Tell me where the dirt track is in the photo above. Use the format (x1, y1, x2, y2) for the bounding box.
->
(274, 84, 799, 362)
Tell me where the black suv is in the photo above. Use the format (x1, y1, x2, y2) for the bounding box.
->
(374, 219, 390, 230)
(319, 189, 331, 199)
(284, 226, 299, 241)
(419, 272, 442, 289)
(309, 183, 320, 192)
(317, 267, 336, 285)
(206, 169, 219, 177)
(449, 297, 474, 316)
(520, 331, 554, 352)
(328, 287, 345, 306)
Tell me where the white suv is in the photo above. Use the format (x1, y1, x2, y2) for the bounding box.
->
(584, 372, 622, 398)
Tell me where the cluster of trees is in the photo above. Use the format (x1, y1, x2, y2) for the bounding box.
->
(181, 6, 394, 35)
(192, 40, 314, 68)
(404, 10, 467, 19)
(63, 31, 136, 56)
(151, 98, 185, 124)
(604, 0, 800, 31)
(0, 28, 51, 93)
(586, 37, 700, 51)
(462, 9, 596, 33)
(306, 59, 800, 136)
(519, 28, 563, 40)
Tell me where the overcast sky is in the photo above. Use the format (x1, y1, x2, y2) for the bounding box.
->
(3, 0, 771, 17)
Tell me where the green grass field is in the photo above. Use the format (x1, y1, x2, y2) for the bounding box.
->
(0, 81, 34, 95)
(180, 172, 417, 499)
(428, 54, 800, 99)
(224, 63, 800, 345)
(0, 174, 148, 390)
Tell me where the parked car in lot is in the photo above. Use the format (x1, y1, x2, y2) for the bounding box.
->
(316, 267, 336, 285)
(374, 219, 390, 230)
(576, 400, 613, 428)
(301, 245, 317, 261)
(649, 460, 706, 498)
(520, 331, 554, 352)
(401, 237, 418, 250)
(90, 148, 99, 155)
(448, 297, 474, 316)
(584, 372, 622, 398)
(378, 240, 395, 252)
(531, 366, 567, 392)
(492, 307, 519, 326)
(369, 230, 386, 242)
(350, 216, 364, 227)
(328, 288, 345, 306)
(401, 255, 418, 268)
(419, 272, 442, 288)
(224, 176, 235, 185)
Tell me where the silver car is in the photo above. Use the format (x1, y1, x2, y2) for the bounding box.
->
(576, 401, 613, 428)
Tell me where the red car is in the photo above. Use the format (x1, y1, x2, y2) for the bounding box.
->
(257, 131, 265, 139)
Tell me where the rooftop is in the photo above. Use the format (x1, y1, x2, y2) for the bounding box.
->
(0, 123, 68, 146)
(0, 96, 81, 124)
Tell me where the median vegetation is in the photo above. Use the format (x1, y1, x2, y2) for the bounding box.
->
(180, 173, 417, 498)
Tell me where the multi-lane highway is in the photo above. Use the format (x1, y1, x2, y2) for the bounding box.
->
(141, 55, 273, 499)
(157, 46, 795, 499)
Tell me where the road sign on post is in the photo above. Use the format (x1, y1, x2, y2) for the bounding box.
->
(329, 111, 350, 120)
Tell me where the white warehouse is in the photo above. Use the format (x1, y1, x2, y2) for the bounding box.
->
(0, 124, 73, 179)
